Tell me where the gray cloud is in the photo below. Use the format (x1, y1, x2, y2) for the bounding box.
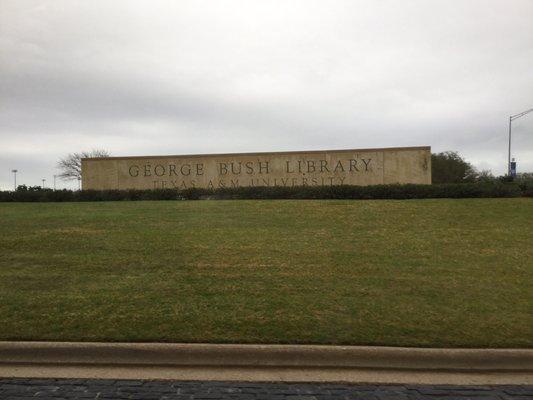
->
(1, 0, 532, 190)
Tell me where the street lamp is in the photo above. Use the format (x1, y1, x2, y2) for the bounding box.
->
(508, 108, 533, 175)
(11, 169, 18, 191)
(77, 176, 81, 190)
(42, 178, 46, 188)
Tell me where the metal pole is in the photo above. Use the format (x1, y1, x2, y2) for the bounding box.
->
(508, 116, 512, 176)
(508, 108, 533, 175)
(11, 169, 17, 191)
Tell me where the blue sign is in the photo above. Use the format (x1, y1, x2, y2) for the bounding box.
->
(510, 161, 517, 178)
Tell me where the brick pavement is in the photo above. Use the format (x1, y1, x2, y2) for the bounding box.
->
(1, 378, 532, 399)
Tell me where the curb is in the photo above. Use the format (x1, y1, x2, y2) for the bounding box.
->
(1, 342, 533, 384)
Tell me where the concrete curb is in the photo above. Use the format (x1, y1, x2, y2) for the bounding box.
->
(1, 342, 532, 384)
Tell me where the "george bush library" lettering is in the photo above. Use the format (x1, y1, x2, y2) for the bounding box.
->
(81, 146, 431, 190)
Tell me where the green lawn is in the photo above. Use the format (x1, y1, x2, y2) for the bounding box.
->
(0, 199, 532, 347)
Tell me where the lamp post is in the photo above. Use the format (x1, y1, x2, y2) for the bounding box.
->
(11, 169, 18, 191)
(42, 178, 46, 189)
(508, 108, 533, 175)
(77, 176, 81, 191)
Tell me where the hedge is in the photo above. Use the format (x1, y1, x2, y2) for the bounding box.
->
(0, 182, 526, 202)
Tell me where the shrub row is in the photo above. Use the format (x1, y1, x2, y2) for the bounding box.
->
(0, 182, 526, 202)
(0, 188, 180, 202)
(185, 182, 524, 200)
(516, 178, 533, 197)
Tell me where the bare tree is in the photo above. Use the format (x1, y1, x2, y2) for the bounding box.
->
(57, 149, 110, 180)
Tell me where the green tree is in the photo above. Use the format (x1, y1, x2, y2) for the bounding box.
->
(431, 151, 478, 184)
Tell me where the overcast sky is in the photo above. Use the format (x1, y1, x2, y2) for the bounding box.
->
(1, 0, 532, 190)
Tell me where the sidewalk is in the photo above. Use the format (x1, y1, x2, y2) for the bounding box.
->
(2, 378, 533, 400)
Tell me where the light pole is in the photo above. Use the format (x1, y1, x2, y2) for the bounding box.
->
(42, 178, 46, 189)
(77, 176, 81, 190)
(11, 169, 18, 191)
(508, 108, 533, 175)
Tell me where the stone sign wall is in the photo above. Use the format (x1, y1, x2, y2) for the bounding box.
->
(81, 146, 431, 190)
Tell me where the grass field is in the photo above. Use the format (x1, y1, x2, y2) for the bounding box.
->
(0, 199, 532, 347)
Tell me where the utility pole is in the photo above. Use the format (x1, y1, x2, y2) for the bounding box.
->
(508, 108, 533, 175)
(11, 169, 18, 191)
